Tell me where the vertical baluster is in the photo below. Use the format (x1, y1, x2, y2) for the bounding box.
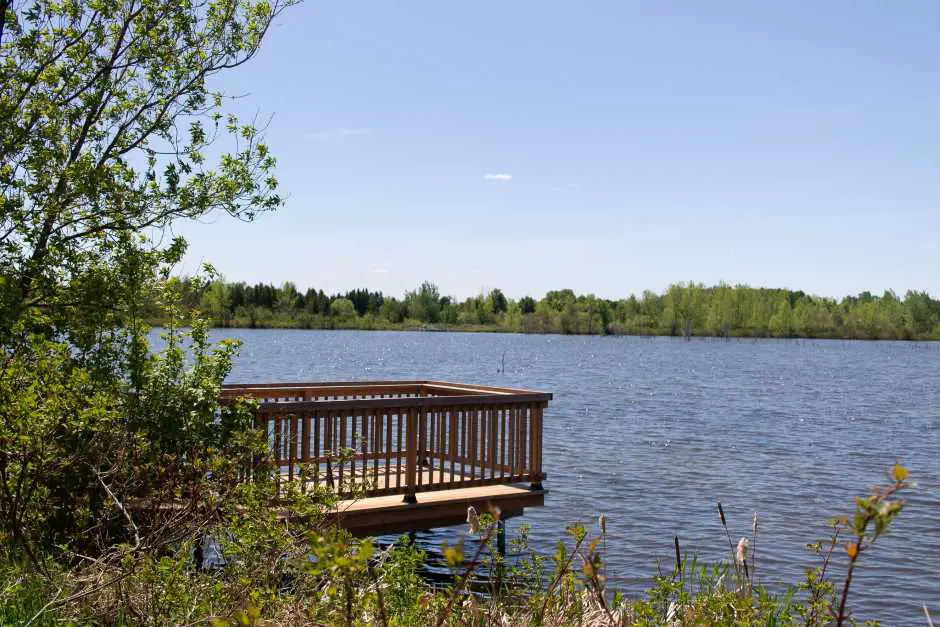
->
(274, 413, 283, 491)
(489, 406, 498, 481)
(288, 413, 297, 482)
(480, 405, 488, 481)
(427, 408, 435, 487)
(372, 411, 380, 492)
(385, 410, 392, 494)
(396, 409, 403, 490)
(417, 407, 425, 490)
(300, 410, 310, 489)
(313, 411, 320, 488)
(448, 407, 457, 487)
(351, 411, 359, 488)
(339, 412, 347, 493)
(325, 410, 333, 490)
(459, 408, 467, 483)
(404, 407, 417, 503)
(520, 405, 528, 482)
(500, 406, 507, 479)
(469, 406, 477, 482)
(513, 406, 521, 480)
(438, 410, 446, 485)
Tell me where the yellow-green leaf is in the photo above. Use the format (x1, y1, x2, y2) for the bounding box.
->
(892, 463, 908, 482)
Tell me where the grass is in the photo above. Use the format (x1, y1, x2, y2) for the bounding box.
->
(0, 464, 918, 626)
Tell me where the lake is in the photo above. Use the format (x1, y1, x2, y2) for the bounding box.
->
(182, 329, 939, 624)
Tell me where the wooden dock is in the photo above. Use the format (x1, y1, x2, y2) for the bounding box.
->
(222, 381, 551, 536)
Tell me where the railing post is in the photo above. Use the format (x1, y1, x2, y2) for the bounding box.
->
(404, 407, 418, 503)
(529, 404, 544, 491)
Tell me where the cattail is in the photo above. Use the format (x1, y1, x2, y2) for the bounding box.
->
(467, 506, 480, 535)
(674, 536, 682, 573)
(717, 502, 727, 527)
(752, 512, 759, 535)
(599, 514, 607, 535)
(736, 537, 749, 565)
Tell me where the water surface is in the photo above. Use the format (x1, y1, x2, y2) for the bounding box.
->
(177, 329, 939, 624)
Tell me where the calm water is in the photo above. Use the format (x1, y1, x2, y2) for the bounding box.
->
(183, 329, 938, 624)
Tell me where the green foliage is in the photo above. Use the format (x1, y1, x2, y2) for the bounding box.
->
(1, 0, 292, 347)
(0, 0, 294, 567)
(156, 278, 940, 340)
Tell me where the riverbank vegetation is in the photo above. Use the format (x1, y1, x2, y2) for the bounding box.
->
(165, 278, 940, 340)
(0, 452, 918, 625)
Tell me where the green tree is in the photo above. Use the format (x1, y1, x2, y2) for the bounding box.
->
(1, 0, 290, 349)
(0, 0, 293, 558)
(330, 297, 356, 320)
(487, 288, 508, 314)
(403, 281, 441, 323)
(380, 297, 404, 323)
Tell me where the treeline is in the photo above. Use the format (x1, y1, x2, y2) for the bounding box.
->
(159, 279, 940, 340)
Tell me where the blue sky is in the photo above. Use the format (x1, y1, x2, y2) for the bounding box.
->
(176, 1, 940, 300)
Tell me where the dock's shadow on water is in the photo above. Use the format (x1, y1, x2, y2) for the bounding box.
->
(378, 526, 528, 593)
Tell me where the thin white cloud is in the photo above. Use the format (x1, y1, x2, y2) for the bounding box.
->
(306, 127, 372, 141)
(371, 267, 390, 274)
(483, 173, 512, 181)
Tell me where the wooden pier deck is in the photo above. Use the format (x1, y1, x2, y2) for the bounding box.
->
(223, 380, 551, 536)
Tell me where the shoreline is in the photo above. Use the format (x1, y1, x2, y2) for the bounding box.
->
(148, 319, 940, 342)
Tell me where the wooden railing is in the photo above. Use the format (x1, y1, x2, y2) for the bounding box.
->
(222, 381, 551, 503)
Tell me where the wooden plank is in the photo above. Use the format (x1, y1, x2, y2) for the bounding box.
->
(254, 392, 552, 413)
(325, 483, 546, 537)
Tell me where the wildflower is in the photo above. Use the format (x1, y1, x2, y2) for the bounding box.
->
(736, 537, 749, 565)
(467, 506, 480, 535)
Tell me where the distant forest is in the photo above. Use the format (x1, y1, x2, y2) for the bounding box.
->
(154, 279, 940, 340)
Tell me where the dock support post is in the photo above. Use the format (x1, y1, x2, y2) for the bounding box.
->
(496, 520, 506, 557)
